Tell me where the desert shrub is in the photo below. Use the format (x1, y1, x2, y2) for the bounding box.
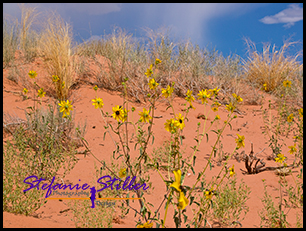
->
(211, 176, 251, 227)
(3, 102, 83, 215)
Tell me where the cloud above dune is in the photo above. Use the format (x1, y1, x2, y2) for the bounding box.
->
(259, 4, 303, 28)
(138, 3, 260, 44)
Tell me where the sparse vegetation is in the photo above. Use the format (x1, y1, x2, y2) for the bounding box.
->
(3, 3, 303, 228)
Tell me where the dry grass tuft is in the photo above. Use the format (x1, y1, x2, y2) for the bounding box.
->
(38, 11, 76, 100)
(19, 3, 41, 62)
(242, 38, 302, 93)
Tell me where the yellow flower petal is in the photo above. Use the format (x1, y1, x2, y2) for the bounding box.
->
(170, 170, 181, 192)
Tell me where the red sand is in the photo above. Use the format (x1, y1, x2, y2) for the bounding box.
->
(3, 55, 303, 228)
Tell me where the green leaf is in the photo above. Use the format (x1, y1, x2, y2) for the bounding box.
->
(228, 122, 232, 130)
(193, 156, 196, 166)
(189, 196, 195, 205)
(183, 213, 188, 223)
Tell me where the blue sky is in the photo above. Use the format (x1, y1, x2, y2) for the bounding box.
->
(3, 3, 303, 62)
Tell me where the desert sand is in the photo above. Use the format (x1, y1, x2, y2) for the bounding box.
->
(3, 54, 303, 228)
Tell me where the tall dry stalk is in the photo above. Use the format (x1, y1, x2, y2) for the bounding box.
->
(19, 3, 40, 54)
(39, 11, 75, 100)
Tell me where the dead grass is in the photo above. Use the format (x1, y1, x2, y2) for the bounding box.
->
(242, 38, 302, 94)
(19, 3, 41, 62)
(38, 11, 76, 100)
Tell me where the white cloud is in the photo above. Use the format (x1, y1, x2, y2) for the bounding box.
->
(259, 4, 303, 28)
(145, 3, 257, 45)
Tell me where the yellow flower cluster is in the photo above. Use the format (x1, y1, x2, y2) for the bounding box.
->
(145, 59, 162, 93)
(164, 113, 185, 133)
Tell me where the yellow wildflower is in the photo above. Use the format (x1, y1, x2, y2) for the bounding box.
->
(263, 83, 268, 91)
(205, 188, 214, 200)
(145, 64, 153, 77)
(112, 105, 124, 122)
(28, 70, 37, 79)
(58, 100, 73, 118)
(287, 113, 294, 123)
(189, 102, 196, 110)
(23, 88, 28, 94)
(164, 118, 178, 133)
(232, 93, 243, 102)
(209, 87, 220, 96)
(170, 170, 182, 192)
(139, 108, 152, 123)
(161, 85, 174, 98)
(93, 85, 98, 91)
(119, 168, 126, 178)
(197, 89, 211, 104)
(229, 165, 235, 177)
(92, 97, 104, 109)
(148, 78, 159, 90)
(37, 88, 46, 98)
(52, 75, 59, 82)
(283, 80, 292, 88)
(121, 108, 129, 122)
(137, 221, 153, 228)
(235, 133, 245, 149)
(175, 113, 185, 130)
(178, 191, 189, 210)
(215, 115, 220, 120)
(213, 101, 221, 107)
(185, 90, 195, 103)
(226, 102, 235, 113)
(298, 108, 303, 118)
(288, 143, 297, 155)
(275, 153, 286, 164)
(155, 58, 161, 65)
(212, 107, 218, 112)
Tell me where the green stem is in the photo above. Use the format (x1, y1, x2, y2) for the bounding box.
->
(162, 190, 173, 228)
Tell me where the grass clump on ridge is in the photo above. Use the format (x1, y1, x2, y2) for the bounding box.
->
(242, 38, 303, 106)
